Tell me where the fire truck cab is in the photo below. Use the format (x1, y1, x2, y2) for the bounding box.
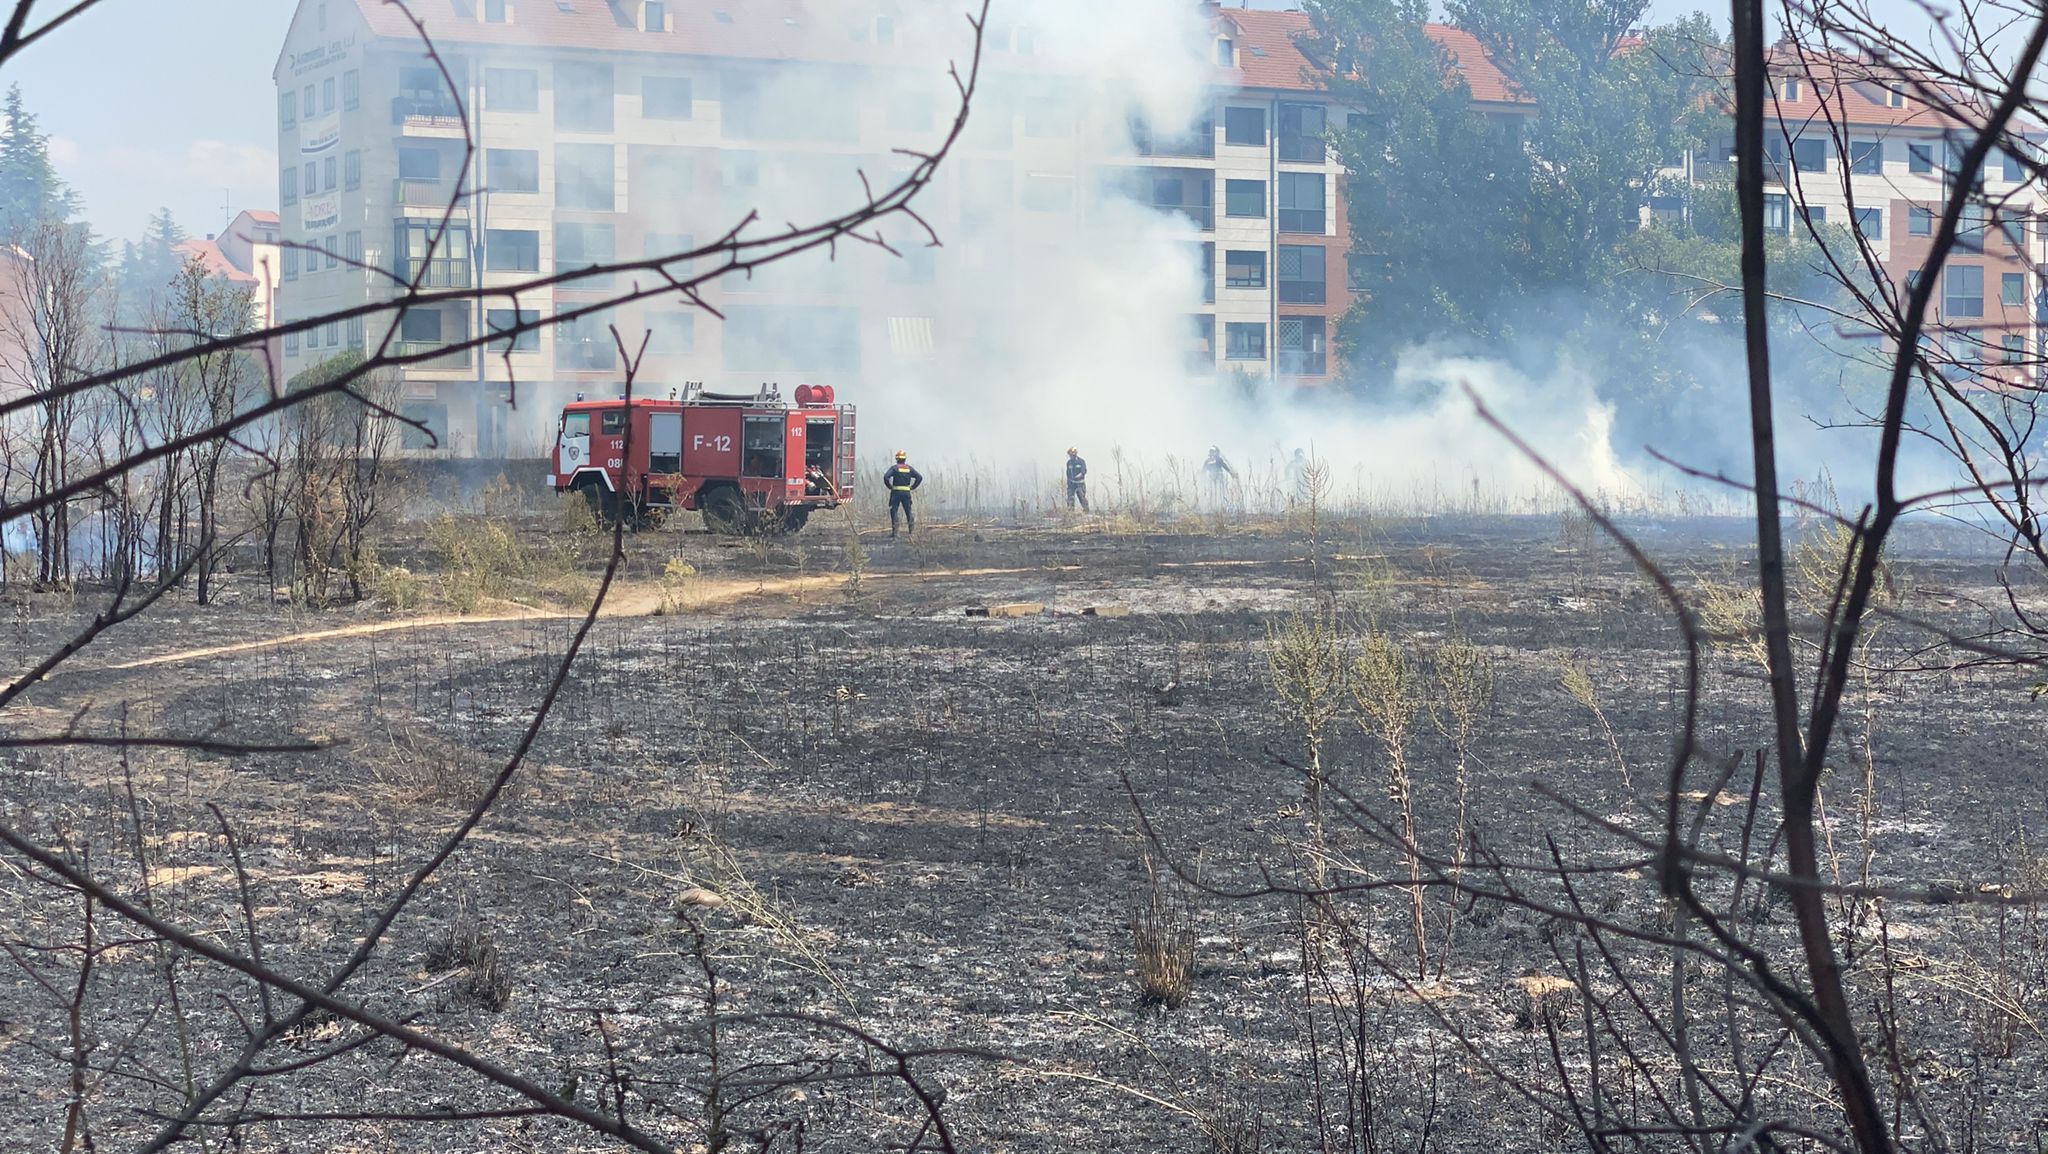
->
(551, 382, 855, 534)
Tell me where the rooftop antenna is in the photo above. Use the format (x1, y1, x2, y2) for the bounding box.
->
(221, 188, 232, 230)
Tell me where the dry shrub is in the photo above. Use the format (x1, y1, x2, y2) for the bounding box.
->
(426, 514, 579, 612)
(1266, 608, 1344, 849)
(367, 559, 426, 611)
(1693, 567, 1767, 668)
(425, 895, 513, 1012)
(657, 556, 701, 614)
(1133, 853, 1194, 1009)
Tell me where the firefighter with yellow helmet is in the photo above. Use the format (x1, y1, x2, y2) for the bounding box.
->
(883, 450, 923, 537)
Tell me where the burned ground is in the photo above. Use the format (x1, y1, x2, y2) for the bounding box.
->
(2, 515, 2045, 1152)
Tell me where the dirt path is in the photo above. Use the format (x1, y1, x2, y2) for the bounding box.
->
(99, 565, 1095, 672)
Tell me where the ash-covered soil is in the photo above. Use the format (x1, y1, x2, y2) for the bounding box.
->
(3, 514, 2045, 1152)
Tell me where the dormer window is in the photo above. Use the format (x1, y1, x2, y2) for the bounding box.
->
(1217, 37, 1235, 67)
(483, 0, 508, 22)
(643, 1, 667, 31)
(1781, 76, 1800, 102)
(1886, 84, 1908, 109)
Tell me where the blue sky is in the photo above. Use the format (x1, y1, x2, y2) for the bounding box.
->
(7, 0, 1946, 244)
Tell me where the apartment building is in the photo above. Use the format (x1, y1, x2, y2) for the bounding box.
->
(1751, 46, 2045, 377)
(272, 0, 1508, 456)
(174, 208, 284, 368)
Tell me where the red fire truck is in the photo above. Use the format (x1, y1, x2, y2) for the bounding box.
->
(550, 382, 856, 534)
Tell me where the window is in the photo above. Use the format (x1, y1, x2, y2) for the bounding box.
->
(1224, 321, 1265, 361)
(645, 0, 667, 31)
(1346, 254, 1374, 292)
(1198, 242, 1214, 303)
(282, 248, 299, 281)
(1277, 172, 1324, 232)
(486, 308, 540, 352)
(1216, 37, 1234, 67)
(302, 84, 314, 118)
(395, 221, 472, 287)
(886, 88, 935, 133)
(1224, 249, 1265, 289)
(488, 148, 539, 193)
(1945, 264, 1985, 317)
(1909, 143, 1934, 174)
(303, 161, 317, 195)
(1781, 76, 1800, 102)
(1278, 315, 1326, 376)
(723, 305, 860, 372)
(485, 229, 540, 272)
(2004, 272, 2026, 307)
(1278, 244, 1325, 304)
(2004, 333, 2026, 363)
(1791, 137, 1826, 173)
(1949, 332, 1983, 366)
(556, 143, 615, 210)
(322, 156, 336, 191)
(741, 415, 784, 477)
(1886, 84, 1907, 109)
(485, 0, 508, 20)
(1224, 106, 1265, 147)
(1225, 179, 1265, 218)
(555, 221, 616, 286)
(643, 76, 692, 119)
(395, 67, 455, 118)
(280, 90, 297, 129)
(1799, 204, 1825, 229)
(281, 166, 298, 205)
(644, 231, 694, 271)
(322, 77, 335, 113)
(347, 317, 364, 350)
(324, 236, 339, 269)
(1277, 102, 1326, 163)
(555, 62, 614, 132)
(486, 68, 539, 113)
(344, 150, 360, 190)
(1853, 206, 1882, 239)
(1763, 192, 1789, 233)
(1188, 314, 1215, 368)
(1021, 173, 1073, 212)
(638, 149, 694, 200)
(646, 310, 695, 353)
(345, 230, 362, 265)
(1847, 140, 1882, 175)
(398, 147, 440, 182)
(1910, 206, 1933, 235)
(1958, 201, 1988, 252)
(323, 320, 340, 346)
(343, 69, 359, 110)
(400, 309, 443, 344)
(285, 329, 299, 355)
(1905, 268, 1923, 293)
(558, 313, 618, 369)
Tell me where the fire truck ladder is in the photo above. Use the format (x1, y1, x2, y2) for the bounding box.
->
(837, 406, 858, 495)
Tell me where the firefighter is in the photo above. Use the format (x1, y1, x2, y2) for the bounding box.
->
(1064, 447, 1090, 512)
(1202, 446, 1238, 505)
(883, 450, 923, 537)
(1286, 447, 1311, 503)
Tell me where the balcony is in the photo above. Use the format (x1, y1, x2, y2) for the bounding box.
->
(393, 95, 464, 132)
(1277, 135, 1327, 164)
(393, 178, 470, 213)
(394, 340, 471, 371)
(1155, 202, 1213, 231)
(1278, 349, 1327, 376)
(1131, 118, 1215, 159)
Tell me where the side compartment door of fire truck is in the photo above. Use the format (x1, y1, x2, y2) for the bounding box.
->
(558, 411, 592, 484)
(784, 410, 808, 499)
(648, 411, 682, 503)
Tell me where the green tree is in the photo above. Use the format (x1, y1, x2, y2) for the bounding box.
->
(119, 207, 190, 312)
(0, 83, 76, 237)
(1310, 0, 1722, 375)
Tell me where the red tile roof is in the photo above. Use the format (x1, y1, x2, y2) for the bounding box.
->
(1764, 44, 2039, 133)
(173, 239, 259, 286)
(1221, 9, 1524, 106)
(239, 209, 281, 225)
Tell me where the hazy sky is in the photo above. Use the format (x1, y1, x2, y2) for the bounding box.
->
(0, 0, 1952, 245)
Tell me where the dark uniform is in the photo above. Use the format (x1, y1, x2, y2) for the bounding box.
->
(884, 461, 923, 535)
(1065, 452, 1090, 511)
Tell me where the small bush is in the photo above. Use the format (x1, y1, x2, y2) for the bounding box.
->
(425, 897, 513, 1012)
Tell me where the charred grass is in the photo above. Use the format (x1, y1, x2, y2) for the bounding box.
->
(2, 515, 2046, 1150)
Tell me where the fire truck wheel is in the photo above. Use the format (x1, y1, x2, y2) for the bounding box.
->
(699, 486, 748, 535)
